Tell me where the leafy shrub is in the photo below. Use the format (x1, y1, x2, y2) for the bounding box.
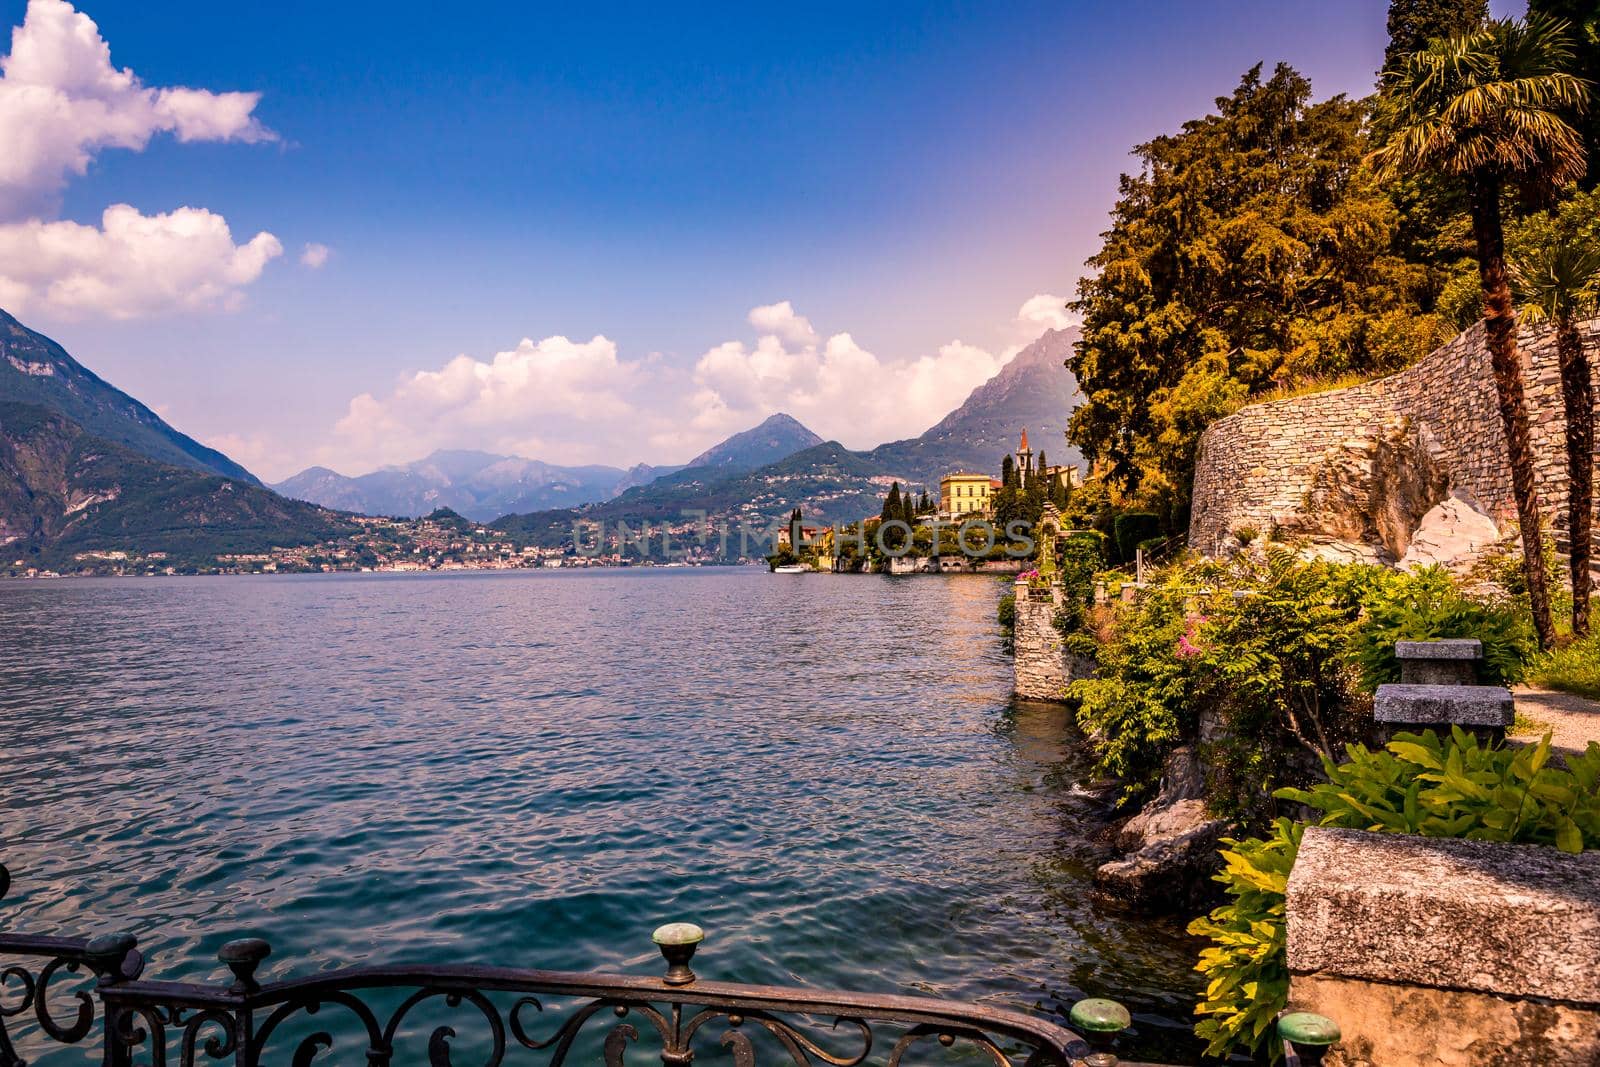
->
(1070, 549, 1372, 815)
(1067, 576, 1198, 800)
(1528, 631, 1600, 700)
(1112, 511, 1162, 563)
(997, 591, 1016, 650)
(1189, 818, 1300, 1059)
(1282, 728, 1600, 850)
(1190, 730, 1600, 1059)
(1347, 566, 1533, 691)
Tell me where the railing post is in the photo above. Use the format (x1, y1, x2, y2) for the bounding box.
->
(219, 939, 271, 1067)
(651, 923, 702, 987)
(1067, 998, 1130, 1066)
(83, 933, 139, 1067)
(1279, 1011, 1340, 1066)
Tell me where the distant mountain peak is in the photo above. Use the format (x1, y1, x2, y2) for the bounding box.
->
(684, 413, 824, 470)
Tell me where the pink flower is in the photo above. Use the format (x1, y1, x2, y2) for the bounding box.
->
(1176, 634, 1201, 658)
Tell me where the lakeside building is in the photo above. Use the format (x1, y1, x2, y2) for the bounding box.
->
(939, 472, 1000, 519)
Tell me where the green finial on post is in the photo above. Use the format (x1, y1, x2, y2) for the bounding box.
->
(1069, 998, 1130, 1066)
(1279, 1012, 1339, 1066)
(652, 922, 704, 986)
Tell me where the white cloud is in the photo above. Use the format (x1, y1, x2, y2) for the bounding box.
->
(327, 335, 648, 471)
(687, 314, 1010, 446)
(299, 242, 331, 269)
(0, 0, 275, 220)
(304, 294, 1074, 477)
(746, 300, 815, 345)
(0, 203, 282, 319)
(1015, 293, 1077, 334)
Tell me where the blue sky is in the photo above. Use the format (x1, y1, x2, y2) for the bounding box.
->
(0, 1, 1522, 480)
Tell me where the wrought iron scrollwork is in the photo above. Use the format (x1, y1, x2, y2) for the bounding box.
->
(2, 864, 1098, 1067)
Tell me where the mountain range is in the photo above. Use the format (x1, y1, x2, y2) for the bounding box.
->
(0, 305, 1081, 565)
(493, 328, 1083, 551)
(0, 400, 352, 567)
(271, 413, 825, 521)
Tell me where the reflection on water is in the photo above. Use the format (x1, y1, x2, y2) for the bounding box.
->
(0, 569, 1201, 1061)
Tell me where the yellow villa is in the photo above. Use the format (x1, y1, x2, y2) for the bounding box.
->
(939, 472, 1000, 519)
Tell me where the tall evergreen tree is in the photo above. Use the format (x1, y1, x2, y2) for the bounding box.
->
(1001, 454, 1016, 488)
(881, 482, 902, 522)
(1372, 14, 1590, 648)
(1384, 0, 1488, 72)
(1069, 63, 1450, 512)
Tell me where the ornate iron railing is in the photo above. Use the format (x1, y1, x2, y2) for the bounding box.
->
(0, 864, 1339, 1066)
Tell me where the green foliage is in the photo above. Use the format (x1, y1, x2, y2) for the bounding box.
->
(1284, 728, 1600, 849)
(1529, 631, 1600, 700)
(1528, 0, 1600, 188)
(1372, 15, 1590, 187)
(997, 591, 1016, 651)
(1508, 186, 1600, 324)
(1189, 818, 1300, 1060)
(1384, 0, 1488, 73)
(1347, 566, 1534, 690)
(1068, 62, 1450, 512)
(1069, 550, 1372, 813)
(1192, 729, 1600, 1059)
(1111, 511, 1162, 564)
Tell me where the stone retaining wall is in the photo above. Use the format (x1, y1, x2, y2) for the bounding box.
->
(1013, 580, 1092, 700)
(882, 556, 1026, 575)
(1189, 319, 1600, 555)
(1286, 827, 1600, 1066)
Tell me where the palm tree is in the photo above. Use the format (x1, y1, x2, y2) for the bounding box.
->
(1512, 206, 1600, 634)
(1370, 14, 1590, 649)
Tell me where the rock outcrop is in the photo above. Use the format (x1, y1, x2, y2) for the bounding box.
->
(1093, 743, 1227, 911)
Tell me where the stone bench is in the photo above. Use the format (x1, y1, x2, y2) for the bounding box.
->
(1395, 638, 1481, 685)
(1374, 682, 1513, 743)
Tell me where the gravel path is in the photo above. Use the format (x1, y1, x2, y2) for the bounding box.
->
(1511, 685, 1600, 759)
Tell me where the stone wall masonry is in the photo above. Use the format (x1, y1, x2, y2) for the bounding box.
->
(1189, 318, 1600, 556)
(1285, 826, 1600, 1066)
(1013, 580, 1093, 700)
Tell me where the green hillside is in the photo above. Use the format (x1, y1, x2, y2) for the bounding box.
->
(0, 402, 355, 570)
(0, 308, 259, 484)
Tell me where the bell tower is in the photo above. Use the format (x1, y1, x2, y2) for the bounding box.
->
(1016, 428, 1032, 486)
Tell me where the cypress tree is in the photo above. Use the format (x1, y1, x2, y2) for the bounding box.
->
(1001, 454, 1017, 488)
(882, 482, 902, 521)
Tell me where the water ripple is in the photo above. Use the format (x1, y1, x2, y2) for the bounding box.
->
(0, 569, 1201, 1061)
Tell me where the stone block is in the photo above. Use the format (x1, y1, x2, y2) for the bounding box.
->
(1286, 827, 1600, 1003)
(1394, 638, 1482, 661)
(1373, 683, 1512, 726)
(1290, 973, 1600, 1067)
(1395, 638, 1483, 685)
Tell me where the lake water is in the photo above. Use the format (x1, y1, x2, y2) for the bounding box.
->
(0, 569, 1200, 1061)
